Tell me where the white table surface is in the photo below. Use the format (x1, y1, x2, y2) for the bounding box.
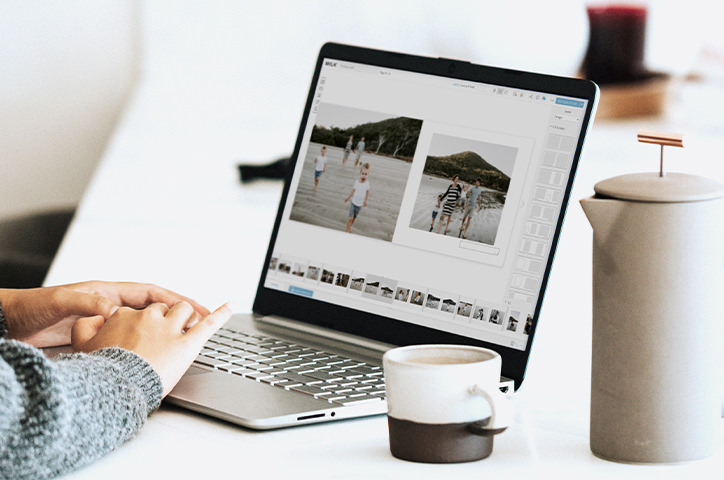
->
(45, 71, 724, 478)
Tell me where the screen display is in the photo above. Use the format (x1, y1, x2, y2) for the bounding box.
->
(263, 58, 589, 351)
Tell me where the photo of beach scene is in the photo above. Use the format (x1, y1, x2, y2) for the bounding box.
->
(409, 133, 517, 245)
(289, 103, 422, 242)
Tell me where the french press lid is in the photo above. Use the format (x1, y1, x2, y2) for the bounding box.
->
(594, 130, 724, 203)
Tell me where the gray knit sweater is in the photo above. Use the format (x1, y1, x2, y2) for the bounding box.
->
(0, 301, 163, 479)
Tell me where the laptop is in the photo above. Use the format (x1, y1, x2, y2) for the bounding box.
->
(166, 42, 598, 429)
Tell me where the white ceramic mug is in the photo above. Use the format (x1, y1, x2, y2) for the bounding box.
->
(383, 344, 512, 463)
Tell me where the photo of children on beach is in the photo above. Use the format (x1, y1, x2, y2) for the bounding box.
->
(289, 103, 422, 242)
(409, 134, 517, 245)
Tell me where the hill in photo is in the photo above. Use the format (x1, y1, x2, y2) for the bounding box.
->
(424, 150, 510, 192)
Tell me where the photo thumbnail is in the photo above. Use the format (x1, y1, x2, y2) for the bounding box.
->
(409, 133, 517, 245)
(290, 103, 423, 242)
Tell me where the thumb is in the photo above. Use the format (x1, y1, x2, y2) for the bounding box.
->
(71, 315, 106, 351)
(57, 289, 119, 320)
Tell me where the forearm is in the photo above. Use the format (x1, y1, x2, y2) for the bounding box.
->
(0, 339, 162, 479)
(0, 300, 6, 338)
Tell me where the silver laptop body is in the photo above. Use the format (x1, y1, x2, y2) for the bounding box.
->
(166, 43, 598, 429)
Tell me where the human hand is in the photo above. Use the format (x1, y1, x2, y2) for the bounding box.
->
(72, 302, 232, 396)
(0, 281, 210, 347)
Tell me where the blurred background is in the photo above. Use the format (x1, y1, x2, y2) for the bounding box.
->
(0, 0, 721, 286)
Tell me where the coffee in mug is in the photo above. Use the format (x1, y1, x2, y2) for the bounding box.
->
(383, 344, 512, 463)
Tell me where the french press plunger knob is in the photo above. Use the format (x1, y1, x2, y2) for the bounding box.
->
(637, 129, 684, 177)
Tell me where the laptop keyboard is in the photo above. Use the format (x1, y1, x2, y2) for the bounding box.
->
(195, 327, 386, 406)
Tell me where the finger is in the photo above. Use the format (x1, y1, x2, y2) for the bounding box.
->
(143, 285, 210, 316)
(181, 312, 202, 333)
(71, 315, 106, 351)
(146, 302, 171, 316)
(80, 282, 211, 317)
(184, 303, 233, 342)
(123, 284, 210, 316)
(55, 289, 118, 320)
(165, 301, 195, 330)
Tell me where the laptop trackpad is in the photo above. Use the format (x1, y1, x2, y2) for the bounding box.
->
(168, 367, 330, 425)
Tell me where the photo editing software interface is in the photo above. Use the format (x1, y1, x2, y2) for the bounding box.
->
(264, 58, 588, 351)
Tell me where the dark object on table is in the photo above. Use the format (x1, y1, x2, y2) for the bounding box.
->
(238, 157, 291, 182)
(581, 4, 671, 119)
(583, 4, 649, 85)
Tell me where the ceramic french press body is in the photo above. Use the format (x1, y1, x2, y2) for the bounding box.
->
(581, 130, 724, 463)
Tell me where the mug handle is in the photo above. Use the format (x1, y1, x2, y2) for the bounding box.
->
(467, 384, 512, 436)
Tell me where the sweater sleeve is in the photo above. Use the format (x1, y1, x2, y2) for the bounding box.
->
(0, 304, 163, 480)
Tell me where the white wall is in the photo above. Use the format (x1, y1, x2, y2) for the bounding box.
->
(136, 0, 590, 163)
(0, 0, 140, 221)
(1, 0, 712, 224)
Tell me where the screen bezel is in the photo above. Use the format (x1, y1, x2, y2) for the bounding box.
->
(252, 42, 598, 389)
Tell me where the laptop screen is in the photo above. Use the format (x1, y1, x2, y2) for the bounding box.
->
(255, 44, 595, 380)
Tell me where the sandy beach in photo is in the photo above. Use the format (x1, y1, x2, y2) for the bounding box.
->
(289, 142, 412, 241)
(409, 175, 504, 245)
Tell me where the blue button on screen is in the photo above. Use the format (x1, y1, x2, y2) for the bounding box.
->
(289, 286, 314, 297)
(555, 98, 585, 108)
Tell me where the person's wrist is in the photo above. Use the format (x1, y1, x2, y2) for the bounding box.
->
(0, 289, 20, 338)
(91, 347, 163, 412)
